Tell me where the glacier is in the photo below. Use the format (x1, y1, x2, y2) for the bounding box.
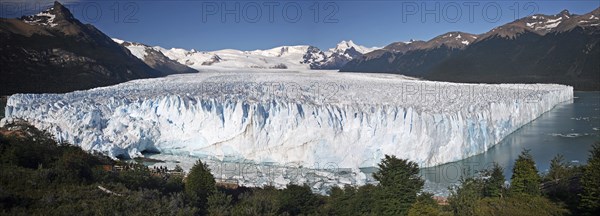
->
(1, 70, 573, 172)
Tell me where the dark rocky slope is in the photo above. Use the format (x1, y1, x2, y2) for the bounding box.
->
(0, 1, 165, 95)
(341, 9, 600, 90)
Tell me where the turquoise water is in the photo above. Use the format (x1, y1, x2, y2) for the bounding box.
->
(421, 91, 600, 195)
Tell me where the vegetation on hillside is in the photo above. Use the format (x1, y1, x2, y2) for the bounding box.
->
(0, 97, 6, 118)
(0, 123, 598, 215)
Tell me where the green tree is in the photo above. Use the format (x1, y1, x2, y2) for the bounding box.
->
(164, 175, 184, 194)
(207, 191, 232, 216)
(407, 193, 449, 216)
(448, 176, 484, 216)
(185, 160, 216, 211)
(510, 149, 541, 196)
(579, 142, 600, 215)
(482, 163, 505, 198)
(326, 186, 355, 215)
(327, 184, 379, 215)
(232, 187, 280, 216)
(542, 154, 581, 210)
(117, 164, 164, 190)
(55, 146, 94, 182)
(547, 154, 569, 182)
(372, 155, 424, 215)
(278, 184, 321, 215)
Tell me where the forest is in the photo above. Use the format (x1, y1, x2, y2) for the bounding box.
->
(0, 122, 598, 215)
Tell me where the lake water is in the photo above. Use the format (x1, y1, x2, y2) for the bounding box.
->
(421, 91, 600, 196)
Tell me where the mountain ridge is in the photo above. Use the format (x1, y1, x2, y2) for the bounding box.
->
(340, 7, 600, 90)
(120, 39, 378, 70)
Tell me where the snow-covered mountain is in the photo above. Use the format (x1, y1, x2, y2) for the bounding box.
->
(155, 45, 314, 70)
(329, 40, 378, 54)
(306, 40, 380, 69)
(112, 39, 377, 70)
(112, 39, 197, 75)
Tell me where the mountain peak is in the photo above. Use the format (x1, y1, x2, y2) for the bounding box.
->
(19, 1, 75, 27)
(50, 1, 76, 21)
(559, 9, 570, 16)
(330, 40, 377, 55)
(428, 31, 478, 48)
(335, 40, 356, 49)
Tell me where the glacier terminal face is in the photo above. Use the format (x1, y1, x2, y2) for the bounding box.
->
(1, 70, 573, 171)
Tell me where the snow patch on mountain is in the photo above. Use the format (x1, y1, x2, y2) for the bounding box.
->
(112, 38, 153, 59)
(21, 8, 58, 27)
(112, 38, 197, 75)
(527, 17, 563, 31)
(124, 44, 148, 59)
(112, 38, 125, 44)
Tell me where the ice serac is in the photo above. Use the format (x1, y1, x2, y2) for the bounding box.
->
(1, 71, 573, 169)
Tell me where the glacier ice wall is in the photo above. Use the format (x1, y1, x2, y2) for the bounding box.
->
(0, 71, 573, 169)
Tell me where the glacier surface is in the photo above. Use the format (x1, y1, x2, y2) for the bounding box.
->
(1, 70, 573, 172)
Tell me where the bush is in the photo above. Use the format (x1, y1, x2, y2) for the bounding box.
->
(232, 187, 280, 216)
(207, 191, 232, 216)
(475, 195, 568, 216)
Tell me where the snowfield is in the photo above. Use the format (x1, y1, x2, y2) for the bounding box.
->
(1, 70, 573, 172)
(113, 38, 378, 70)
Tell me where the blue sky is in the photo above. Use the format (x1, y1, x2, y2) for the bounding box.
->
(1, 0, 599, 51)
